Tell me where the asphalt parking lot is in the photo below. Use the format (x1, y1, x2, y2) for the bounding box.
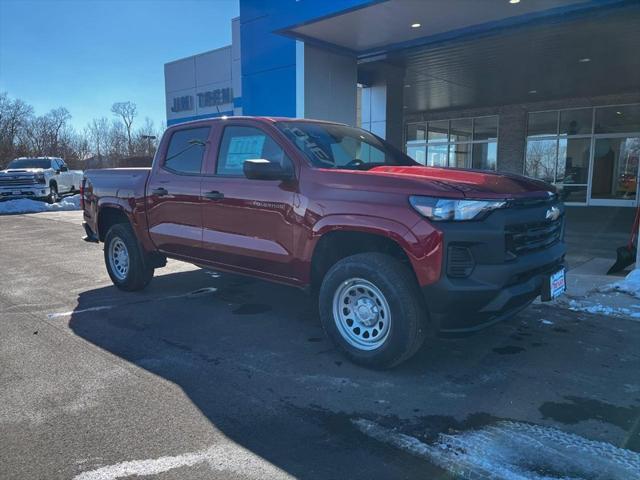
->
(1, 211, 639, 480)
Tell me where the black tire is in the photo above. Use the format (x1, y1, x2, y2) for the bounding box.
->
(319, 253, 427, 369)
(47, 183, 58, 204)
(104, 223, 154, 291)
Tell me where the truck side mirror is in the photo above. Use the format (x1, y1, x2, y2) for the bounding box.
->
(59, 165, 68, 172)
(243, 159, 293, 181)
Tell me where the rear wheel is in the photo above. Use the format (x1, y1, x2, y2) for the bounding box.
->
(319, 253, 427, 369)
(104, 223, 154, 291)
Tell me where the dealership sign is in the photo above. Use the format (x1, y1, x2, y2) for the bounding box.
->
(171, 96, 193, 113)
(171, 87, 233, 113)
(197, 87, 233, 108)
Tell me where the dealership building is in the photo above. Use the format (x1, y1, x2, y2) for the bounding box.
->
(165, 0, 640, 210)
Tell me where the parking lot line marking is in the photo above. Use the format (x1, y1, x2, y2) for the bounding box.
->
(73, 443, 292, 480)
(352, 418, 640, 480)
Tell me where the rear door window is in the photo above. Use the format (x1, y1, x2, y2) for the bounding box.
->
(163, 127, 211, 174)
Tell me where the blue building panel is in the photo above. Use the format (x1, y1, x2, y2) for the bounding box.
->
(238, 0, 379, 117)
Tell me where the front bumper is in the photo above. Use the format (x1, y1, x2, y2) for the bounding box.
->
(421, 200, 566, 333)
(0, 185, 49, 201)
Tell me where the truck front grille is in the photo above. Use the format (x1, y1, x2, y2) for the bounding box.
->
(505, 217, 563, 256)
(0, 177, 38, 187)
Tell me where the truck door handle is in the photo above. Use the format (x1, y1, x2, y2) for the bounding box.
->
(151, 187, 169, 196)
(203, 190, 224, 200)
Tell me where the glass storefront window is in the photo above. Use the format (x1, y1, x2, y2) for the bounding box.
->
(557, 185, 587, 203)
(527, 111, 558, 137)
(525, 139, 557, 183)
(557, 138, 590, 184)
(591, 137, 640, 200)
(450, 118, 472, 143)
(426, 144, 448, 167)
(559, 108, 592, 136)
(449, 143, 471, 168)
(595, 105, 640, 134)
(405, 116, 498, 171)
(525, 104, 640, 205)
(473, 116, 498, 141)
(406, 123, 426, 142)
(407, 144, 426, 165)
(427, 121, 448, 143)
(472, 142, 497, 170)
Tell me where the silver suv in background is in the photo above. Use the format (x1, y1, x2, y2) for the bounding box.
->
(0, 157, 83, 203)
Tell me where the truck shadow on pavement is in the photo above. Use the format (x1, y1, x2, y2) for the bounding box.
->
(68, 268, 640, 479)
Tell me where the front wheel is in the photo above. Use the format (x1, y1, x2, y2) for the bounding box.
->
(104, 223, 154, 291)
(47, 183, 59, 204)
(319, 253, 427, 369)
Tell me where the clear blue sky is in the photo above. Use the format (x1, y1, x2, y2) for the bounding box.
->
(0, 0, 239, 130)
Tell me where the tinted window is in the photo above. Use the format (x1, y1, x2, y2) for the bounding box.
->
(217, 126, 291, 176)
(559, 108, 592, 135)
(595, 105, 640, 134)
(527, 111, 558, 137)
(473, 116, 498, 141)
(450, 118, 472, 143)
(406, 123, 426, 143)
(163, 127, 210, 174)
(427, 120, 448, 143)
(7, 159, 51, 169)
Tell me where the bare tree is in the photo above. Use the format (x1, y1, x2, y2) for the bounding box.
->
(111, 101, 137, 156)
(133, 116, 160, 156)
(0, 92, 34, 166)
(0, 93, 162, 169)
(87, 117, 110, 162)
(47, 107, 71, 156)
(107, 119, 128, 159)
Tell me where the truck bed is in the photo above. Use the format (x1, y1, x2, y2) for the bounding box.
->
(84, 168, 150, 199)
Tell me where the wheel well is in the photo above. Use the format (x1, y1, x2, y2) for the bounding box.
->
(311, 231, 414, 291)
(49, 180, 57, 188)
(98, 207, 129, 241)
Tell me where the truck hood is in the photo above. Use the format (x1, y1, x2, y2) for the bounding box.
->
(0, 168, 43, 175)
(364, 165, 553, 200)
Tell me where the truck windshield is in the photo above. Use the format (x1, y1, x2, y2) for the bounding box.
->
(6, 159, 51, 169)
(276, 121, 416, 170)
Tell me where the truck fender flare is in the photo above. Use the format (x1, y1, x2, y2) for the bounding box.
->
(310, 214, 417, 251)
(305, 214, 441, 287)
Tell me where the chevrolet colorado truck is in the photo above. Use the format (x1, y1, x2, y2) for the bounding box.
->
(81, 117, 566, 368)
(0, 156, 82, 203)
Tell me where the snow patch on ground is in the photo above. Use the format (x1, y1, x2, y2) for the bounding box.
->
(0, 195, 81, 215)
(567, 299, 640, 318)
(600, 269, 640, 299)
(353, 418, 640, 480)
(73, 443, 292, 480)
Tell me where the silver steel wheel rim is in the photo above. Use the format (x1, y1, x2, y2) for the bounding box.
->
(333, 278, 391, 351)
(108, 237, 130, 281)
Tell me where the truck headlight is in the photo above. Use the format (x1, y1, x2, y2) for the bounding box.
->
(409, 196, 507, 221)
(35, 173, 46, 183)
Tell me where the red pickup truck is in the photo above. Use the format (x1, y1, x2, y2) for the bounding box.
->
(82, 117, 565, 368)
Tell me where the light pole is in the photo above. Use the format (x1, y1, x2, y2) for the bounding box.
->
(141, 135, 157, 156)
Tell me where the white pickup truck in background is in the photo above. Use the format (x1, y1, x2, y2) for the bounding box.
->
(0, 157, 83, 203)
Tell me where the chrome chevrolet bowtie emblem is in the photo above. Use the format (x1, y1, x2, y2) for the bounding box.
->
(546, 206, 560, 221)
